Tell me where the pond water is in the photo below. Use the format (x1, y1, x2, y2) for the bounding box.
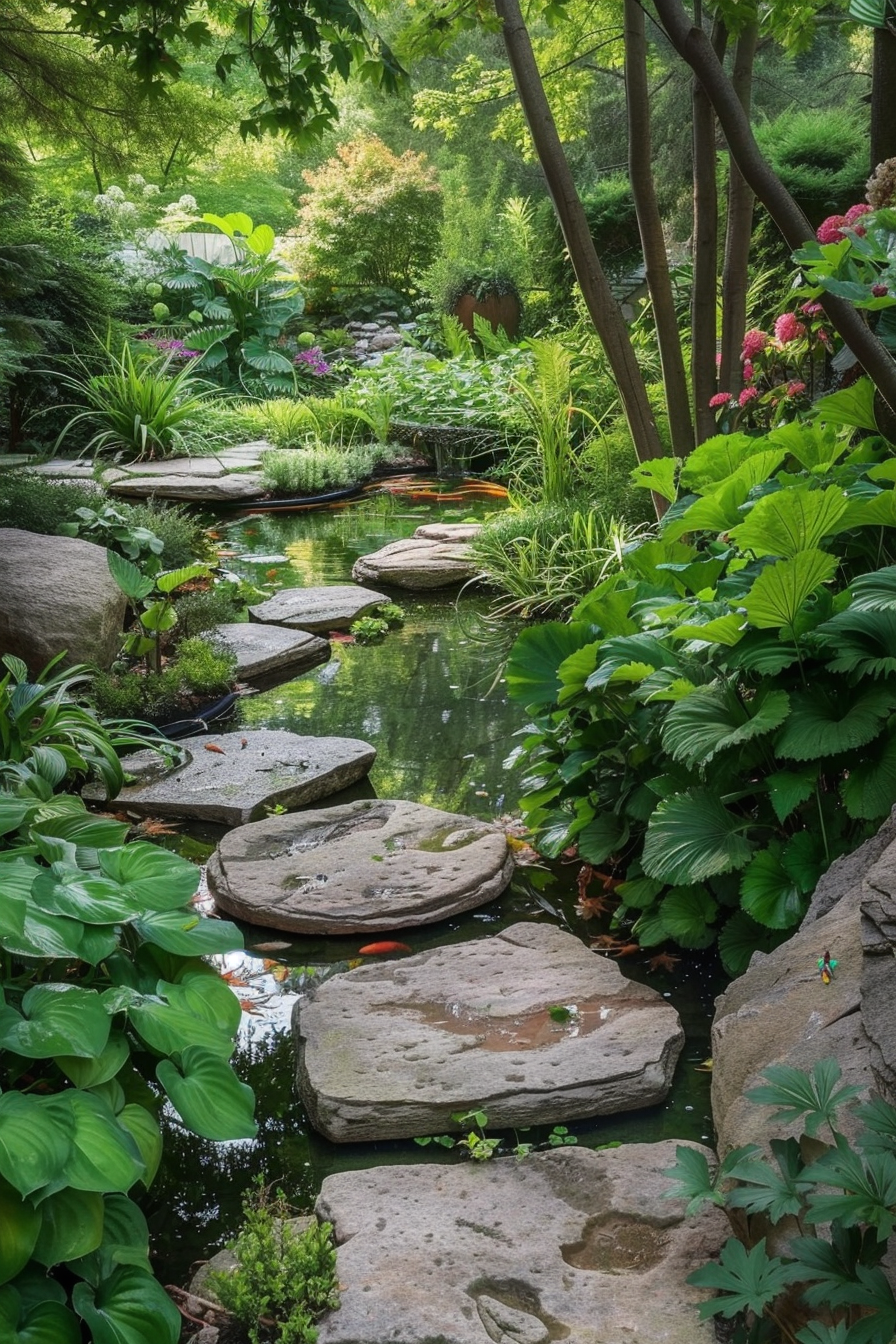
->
(145, 484, 723, 1283)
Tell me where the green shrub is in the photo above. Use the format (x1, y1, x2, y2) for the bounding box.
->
(171, 635, 237, 695)
(122, 500, 210, 569)
(174, 585, 244, 638)
(210, 1182, 339, 1344)
(347, 348, 531, 430)
(506, 395, 896, 972)
(578, 423, 660, 525)
(92, 635, 236, 720)
(251, 397, 369, 449)
(260, 443, 388, 495)
(757, 108, 868, 223)
(0, 473, 105, 535)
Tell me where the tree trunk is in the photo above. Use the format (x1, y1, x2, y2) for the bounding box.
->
(493, 0, 668, 489)
(691, 11, 726, 442)
(652, 0, 896, 415)
(871, 25, 896, 171)
(719, 22, 758, 398)
(624, 0, 694, 457)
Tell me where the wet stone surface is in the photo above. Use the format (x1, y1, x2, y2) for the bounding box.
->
(97, 729, 376, 825)
(351, 534, 480, 590)
(314, 1144, 726, 1344)
(212, 622, 330, 685)
(294, 922, 685, 1142)
(248, 584, 388, 634)
(207, 798, 514, 934)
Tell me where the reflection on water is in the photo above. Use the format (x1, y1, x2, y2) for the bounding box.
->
(146, 489, 722, 1284)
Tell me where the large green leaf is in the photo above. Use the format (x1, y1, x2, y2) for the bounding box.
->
(0, 1287, 80, 1344)
(812, 377, 878, 430)
(678, 432, 762, 491)
(106, 553, 153, 602)
(585, 633, 680, 689)
(73, 1264, 180, 1344)
(740, 846, 806, 929)
(575, 812, 629, 865)
(746, 1059, 863, 1137)
(659, 885, 718, 948)
(841, 727, 896, 819)
(0, 1094, 70, 1198)
(116, 1106, 162, 1189)
(31, 1188, 104, 1267)
(156, 1046, 257, 1139)
(154, 564, 210, 595)
(687, 1237, 803, 1320)
(775, 685, 896, 760)
(56, 1033, 130, 1089)
(0, 984, 110, 1059)
(240, 337, 295, 374)
(98, 843, 199, 907)
(804, 1139, 896, 1239)
(729, 485, 849, 558)
(133, 908, 242, 955)
(67, 1194, 151, 1287)
(128, 998, 235, 1059)
(742, 549, 839, 631)
(726, 1139, 813, 1221)
(718, 910, 788, 977)
(631, 457, 677, 502)
(661, 685, 790, 770)
(157, 971, 241, 1037)
(29, 871, 141, 925)
(0, 1179, 41, 1284)
(767, 420, 847, 471)
(766, 767, 818, 824)
(642, 789, 754, 884)
(43, 1093, 144, 1194)
(1, 906, 86, 960)
(506, 623, 594, 706)
(849, 565, 896, 613)
(816, 608, 896, 677)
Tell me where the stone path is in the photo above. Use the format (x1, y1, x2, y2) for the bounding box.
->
(314, 1144, 725, 1344)
(248, 584, 388, 633)
(351, 522, 482, 590)
(294, 921, 684, 1142)
(212, 622, 329, 685)
(98, 729, 375, 825)
(206, 798, 513, 934)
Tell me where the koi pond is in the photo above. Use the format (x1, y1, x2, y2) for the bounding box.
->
(145, 483, 722, 1283)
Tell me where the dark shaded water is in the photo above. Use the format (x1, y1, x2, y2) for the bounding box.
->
(146, 487, 722, 1284)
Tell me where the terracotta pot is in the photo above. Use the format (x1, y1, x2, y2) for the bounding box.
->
(452, 291, 521, 340)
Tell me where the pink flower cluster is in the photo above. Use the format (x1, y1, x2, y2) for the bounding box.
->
(295, 347, 331, 375)
(774, 312, 807, 344)
(816, 202, 873, 245)
(709, 392, 732, 408)
(741, 328, 768, 361)
(152, 337, 201, 359)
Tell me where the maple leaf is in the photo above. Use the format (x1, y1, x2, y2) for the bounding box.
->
(648, 951, 681, 973)
(239, 997, 263, 1015)
(135, 816, 180, 836)
(576, 894, 611, 921)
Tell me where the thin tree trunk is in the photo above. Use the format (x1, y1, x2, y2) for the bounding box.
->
(719, 21, 758, 398)
(871, 26, 896, 171)
(652, 0, 896, 414)
(691, 10, 726, 442)
(90, 150, 103, 194)
(624, 0, 694, 457)
(493, 0, 668, 493)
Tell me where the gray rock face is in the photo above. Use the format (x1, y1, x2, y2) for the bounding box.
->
(103, 729, 376, 825)
(0, 529, 127, 672)
(207, 798, 514, 934)
(314, 1144, 726, 1344)
(212, 622, 329, 684)
(107, 471, 264, 501)
(414, 522, 483, 542)
(294, 922, 684, 1142)
(351, 536, 480, 590)
(248, 584, 388, 634)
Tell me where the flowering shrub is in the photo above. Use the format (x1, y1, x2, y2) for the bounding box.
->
(710, 303, 831, 429)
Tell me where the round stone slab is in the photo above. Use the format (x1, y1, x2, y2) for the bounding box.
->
(212, 623, 329, 684)
(293, 921, 684, 1142)
(104, 729, 376, 825)
(207, 798, 514, 934)
(248, 584, 388, 634)
(314, 1144, 725, 1344)
(351, 536, 479, 589)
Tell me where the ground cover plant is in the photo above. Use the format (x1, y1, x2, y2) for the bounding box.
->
(506, 391, 896, 972)
(259, 442, 391, 496)
(665, 1058, 896, 1344)
(0, 658, 256, 1344)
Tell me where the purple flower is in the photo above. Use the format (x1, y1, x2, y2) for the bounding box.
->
(294, 346, 331, 375)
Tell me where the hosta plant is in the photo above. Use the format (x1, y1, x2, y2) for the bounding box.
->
(0, 764, 256, 1343)
(506, 392, 896, 972)
(107, 552, 212, 675)
(665, 1059, 896, 1344)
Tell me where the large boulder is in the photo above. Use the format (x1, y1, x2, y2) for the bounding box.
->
(96, 729, 376, 825)
(206, 798, 514, 934)
(351, 533, 479, 590)
(0, 529, 127, 672)
(294, 921, 684, 1142)
(314, 1144, 727, 1344)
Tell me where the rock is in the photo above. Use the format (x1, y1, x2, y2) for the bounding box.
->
(21, 459, 98, 479)
(207, 798, 514, 934)
(0, 529, 127, 672)
(368, 332, 402, 352)
(351, 536, 480, 590)
(803, 811, 896, 924)
(361, 322, 379, 333)
(191, 1329, 219, 1344)
(107, 472, 264, 501)
(212, 622, 329, 685)
(861, 840, 896, 1093)
(711, 883, 873, 1154)
(105, 457, 229, 479)
(248, 584, 388, 634)
(314, 1144, 726, 1344)
(415, 522, 483, 542)
(99, 729, 376, 825)
(294, 922, 684, 1142)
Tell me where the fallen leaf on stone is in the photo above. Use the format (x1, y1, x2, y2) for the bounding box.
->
(204, 743, 226, 754)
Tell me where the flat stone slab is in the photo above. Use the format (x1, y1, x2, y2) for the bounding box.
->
(315, 1144, 725, 1344)
(414, 522, 483, 542)
(106, 472, 264, 501)
(293, 922, 684, 1142)
(23, 459, 97, 479)
(207, 798, 514, 934)
(212, 622, 330, 684)
(352, 536, 479, 590)
(104, 457, 229, 479)
(98, 729, 376, 825)
(248, 584, 388, 634)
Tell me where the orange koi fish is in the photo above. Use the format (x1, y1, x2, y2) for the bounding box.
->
(358, 941, 413, 955)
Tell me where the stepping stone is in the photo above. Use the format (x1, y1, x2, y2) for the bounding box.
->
(212, 623, 329, 685)
(106, 472, 264, 501)
(207, 798, 514, 934)
(104, 457, 229, 479)
(293, 922, 684, 1142)
(351, 534, 480, 589)
(314, 1144, 725, 1344)
(97, 729, 376, 825)
(414, 522, 483, 542)
(248, 584, 388, 634)
(23, 459, 98, 479)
